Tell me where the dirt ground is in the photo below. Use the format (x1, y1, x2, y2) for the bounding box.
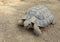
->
(0, 0, 60, 42)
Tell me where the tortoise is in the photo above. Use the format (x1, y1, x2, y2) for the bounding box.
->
(18, 5, 55, 36)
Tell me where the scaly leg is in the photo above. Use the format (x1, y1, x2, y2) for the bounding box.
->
(33, 24, 42, 36)
(18, 19, 24, 26)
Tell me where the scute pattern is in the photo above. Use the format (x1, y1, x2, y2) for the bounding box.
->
(24, 5, 54, 27)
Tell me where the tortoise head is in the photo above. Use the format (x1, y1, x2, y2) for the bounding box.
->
(24, 20, 31, 27)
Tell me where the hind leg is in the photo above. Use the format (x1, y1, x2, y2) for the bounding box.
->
(33, 24, 42, 36)
(18, 19, 25, 26)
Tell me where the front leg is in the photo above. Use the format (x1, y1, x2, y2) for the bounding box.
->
(33, 24, 42, 36)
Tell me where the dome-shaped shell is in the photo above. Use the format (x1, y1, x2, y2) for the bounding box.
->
(24, 5, 54, 27)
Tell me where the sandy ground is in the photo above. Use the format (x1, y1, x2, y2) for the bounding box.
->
(0, 0, 60, 42)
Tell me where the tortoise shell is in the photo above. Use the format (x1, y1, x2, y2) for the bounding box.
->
(24, 5, 54, 27)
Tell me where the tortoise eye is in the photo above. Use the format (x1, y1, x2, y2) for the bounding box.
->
(31, 22, 34, 27)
